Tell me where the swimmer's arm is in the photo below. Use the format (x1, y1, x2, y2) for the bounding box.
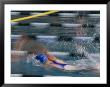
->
(47, 53, 57, 60)
(54, 59, 66, 64)
(47, 53, 66, 64)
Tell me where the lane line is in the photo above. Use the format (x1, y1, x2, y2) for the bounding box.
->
(11, 10, 59, 22)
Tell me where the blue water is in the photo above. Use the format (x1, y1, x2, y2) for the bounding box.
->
(11, 11, 100, 77)
(11, 53, 100, 77)
(11, 36, 100, 77)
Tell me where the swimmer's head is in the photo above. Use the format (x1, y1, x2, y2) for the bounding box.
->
(35, 54, 48, 63)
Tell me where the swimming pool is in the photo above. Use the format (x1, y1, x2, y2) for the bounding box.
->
(11, 11, 100, 77)
(11, 38, 100, 77)
(11, 53, 100, 77)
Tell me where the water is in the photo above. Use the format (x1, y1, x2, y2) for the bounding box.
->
(11, 11, 100, 77)
(11, 48, 100, 77)
(11, 28, 100, 77)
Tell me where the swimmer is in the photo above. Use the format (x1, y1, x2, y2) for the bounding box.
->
(29, 53, 81, 71)
(11, 33, 48, 62)
(12, 34, 99, 71)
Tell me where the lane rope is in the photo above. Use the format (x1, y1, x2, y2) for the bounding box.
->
(11, 50, 69, 56)
(11, 10, 59, 22)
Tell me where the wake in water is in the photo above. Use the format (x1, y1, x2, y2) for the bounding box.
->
(12, 34, 100, 74)
(65, 44, 100, 73)
(26, 51, 100, 72)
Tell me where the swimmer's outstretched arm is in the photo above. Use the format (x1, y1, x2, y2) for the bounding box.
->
(46, 53, 66, 64)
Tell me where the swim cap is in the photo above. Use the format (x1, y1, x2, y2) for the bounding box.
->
(35, 54, 48, 63)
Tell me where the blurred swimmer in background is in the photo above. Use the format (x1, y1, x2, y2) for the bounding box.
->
(11, 34, 100, 71)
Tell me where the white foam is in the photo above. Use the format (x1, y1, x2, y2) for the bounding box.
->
(90, 53, 100, 58)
